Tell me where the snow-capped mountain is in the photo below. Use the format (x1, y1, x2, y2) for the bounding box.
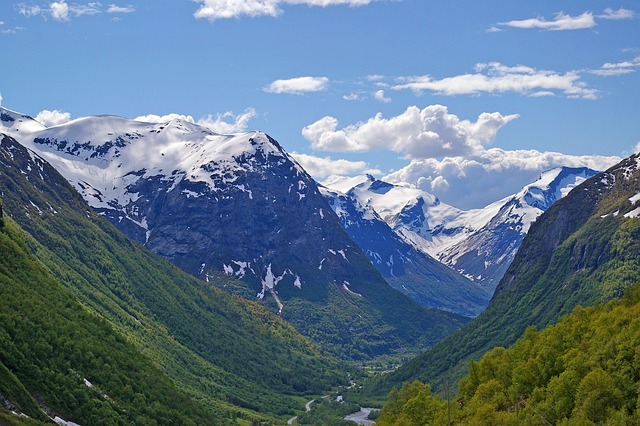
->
(0, 107, 342, 307)
(1, 106, 467, 359)
(321, 185, 490, 317)
(329, 168, 598, 293)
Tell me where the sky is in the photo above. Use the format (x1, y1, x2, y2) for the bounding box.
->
(1, 0, 639, 209)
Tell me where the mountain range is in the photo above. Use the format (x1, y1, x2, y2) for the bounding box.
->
(326, 167, 598, 294)
(0, 107, 467, 361)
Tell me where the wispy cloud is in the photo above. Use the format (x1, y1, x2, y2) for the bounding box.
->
(495, 8, 634, 32)
(498, 11, 596, 31)
(107, 4, 135, 14)
(16, 1, 135, 22)
(264, 76, 329, 95)
(598, 7, 635, 20)
(302, 104, 519, 159)
(193, 0, 375, 21)
(373, 90, 391, 103)
(391, 62, 598, 100)
(590, 57, 640, 76)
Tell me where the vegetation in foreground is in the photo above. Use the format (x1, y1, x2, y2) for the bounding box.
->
(377, 282, 640, 425)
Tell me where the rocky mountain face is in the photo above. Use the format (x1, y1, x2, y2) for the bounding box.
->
(0, 107, 467, 360)
(363, 152, 640, 397)
(331, 168, 597, 293)
(321, 185, 490, 317)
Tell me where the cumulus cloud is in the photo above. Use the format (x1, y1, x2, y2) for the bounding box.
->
(35, 109, 72, 127)
(392, 62, 598, 99)
(289, 152, 380, 178)
(384, 149, 621, 209)
(302, 105, 519, 159)
(193, 0, 374, 21)
(50, 1, 70, 21)
(134, 109, 257, 134)
(264, 76, 329, 95)
(590, 56, 640, 77)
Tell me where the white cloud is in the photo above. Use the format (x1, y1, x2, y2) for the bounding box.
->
(50, 1, 70, 21)
(197, 108, 257, 133)
(107, 4, 135, 13)
(70, 2, 102, 16)
(0, 93, 3, 105)
(498, 11, 596, 31)
(17, 4, 43, 17)
(134, 109, 257, 134)
(384, 149, 621, 209)
(289, 152, 379, 178)
(599, 8, 635, 20)
(591, 57, 640, 77)
(343, 92, 364, 101)
(35, 109, 72, 127)
(16, 2, 132, 21)
(264, 76, 329, 94)
(373, 90, 391, 103)
(392, 62, 598, 99)
(496, 8, 634, 32)
(134, 113, 196, 123)
(302, 105, 519, 158)
(193, 0, 374, 21)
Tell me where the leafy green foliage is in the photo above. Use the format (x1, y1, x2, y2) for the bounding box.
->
(0, 134, 347, 423)
(377, 284, 640, 425)
(358, 154, 640, 400)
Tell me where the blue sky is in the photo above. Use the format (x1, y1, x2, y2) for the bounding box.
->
(1, 1, 638, 208)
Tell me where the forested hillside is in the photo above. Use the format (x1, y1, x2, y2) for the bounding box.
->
(376, 282, 640, 425)
(0, 214, 213, 425)
(0, 133, 347, 423)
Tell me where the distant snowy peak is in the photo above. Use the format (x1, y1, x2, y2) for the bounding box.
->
(347, 174, 442, 221)
(499, 166, 599, 234)
(329, 167, 599, 292)
(518, 166, 597, 210)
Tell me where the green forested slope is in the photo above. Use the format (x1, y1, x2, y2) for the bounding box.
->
(376, 283, 640, 425)
(0, 134, 346, 423)
(358, 153, 640, 402)
(0, 214, 213, 425)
